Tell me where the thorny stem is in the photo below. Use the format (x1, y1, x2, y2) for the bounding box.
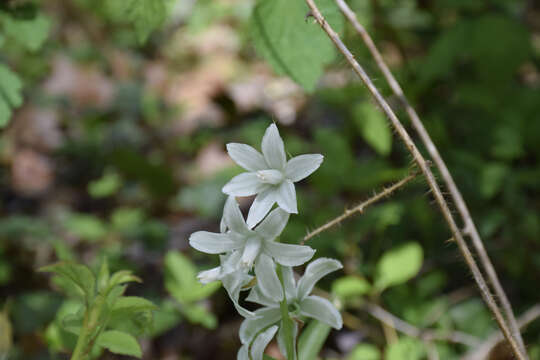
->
(302, 169, 419, 244)
(303, 1, 526, 359)
(333, 0, 526, 354)
(464, 304, 540, 360)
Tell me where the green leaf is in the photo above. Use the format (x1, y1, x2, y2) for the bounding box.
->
(375, 242, 423, 291)
(97, 258, 110, 293)
(353, 102, 392, 156)
(97, 330, 142, 358)
(112, 296, 157, 313)
(1, 12, 51, 51)
(88, 171, 122, 198)
(385, 337, 424, 360)
(348, 344, 381, 360)
(332, 276, 371, 299)
(0, 64, 23, 128)
(164, 251, 220, 304)
(105, 0, 167, 43)
(297, 320, 331, 360)
(64, 214, 108, 242)
(181, 303, 217, 329)
(251, 0, 343, 91)
(39, 262, 96, 301)
(108, 270, 142, 289)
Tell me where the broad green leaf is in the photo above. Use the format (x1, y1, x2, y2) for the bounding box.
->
(332, 276, 371, 299)
(251, 0, 344, 91)
(298, 320, 331, 360)
(88, 171, 122, 198)
(375, 242, 423, 291)
(353, 102, 392, 156)
(348, 344, 381, 360)
(39, 262, 96, 301)
(108, 270, 142, 289)
(112, 296, 157, 313)
(0, 64, 22, 128)
(181, 303, 217, 329)
(164, 251, 220, 303)
(60, 312, 83, 335)
(480, 163, 508, 199)
(97, 330, 142, 358)
(385, 337, 424, 360)
(1, 12, 51, 51)
(104, 0, 166, 43)
(64, 214, 108, 242)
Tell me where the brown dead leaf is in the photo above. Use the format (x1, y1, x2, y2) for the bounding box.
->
(10, 107, 63, 152)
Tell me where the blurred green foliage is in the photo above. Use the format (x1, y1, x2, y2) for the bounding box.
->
(0, 0, 539, 358)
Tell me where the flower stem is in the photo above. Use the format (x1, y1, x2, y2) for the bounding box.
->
(276, 265, 296, 360)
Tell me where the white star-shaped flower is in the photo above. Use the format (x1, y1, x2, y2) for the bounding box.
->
(189, 197, 315, 303)
(223, 123, 323, 227)
(237, 258, 343, 360)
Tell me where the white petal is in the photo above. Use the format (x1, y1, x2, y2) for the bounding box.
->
(277, 320, 298, 357)
(276, 180, 298, 214)
(285, 154, 324, 182)
(261, 123, 286, 170)
(265, 242, 315, 267)
(239, 307, 281, 344)
(222, 173, 267, 196)
(297, 258, 343, 300)
(299, 295, 342, 330)
(197, 267, 221, 284)
(189, 231, 242, 254)
(247, 189, 276, 228)
(254, 254, 283, 302)
(222, 271, 256, 318)
(255, 208, 289, 240)
(250, 325, 279, 360)
(227, 143, 267, 171)
(256, 169, 284, 185)
(280, 266, 297, 301)
(246, 286, 278, 307)
(237, 344, 249, 360)
(223, 196, 251, 235)
(242, 238, 262, 268)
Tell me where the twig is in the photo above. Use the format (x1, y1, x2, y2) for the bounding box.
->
(303, 1, 526, 359)
(302, 170, 418, 244)
(364, 303, 481, 347)
(333, 0, 526, 354)
(464, 304, 540, 360)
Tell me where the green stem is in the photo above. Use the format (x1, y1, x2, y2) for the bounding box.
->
(276, 265, 296, 360)
(70, 313, 91, 360)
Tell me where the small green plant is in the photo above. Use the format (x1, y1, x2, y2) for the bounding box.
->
(40, 259, 156, 359)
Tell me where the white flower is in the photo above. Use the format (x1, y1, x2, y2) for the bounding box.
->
(238, 258, 344, 357)
(189, 197, 315, 302)
(223, 123, 324, 227)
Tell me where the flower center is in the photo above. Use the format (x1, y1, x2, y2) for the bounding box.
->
(256, 169, 284, 185)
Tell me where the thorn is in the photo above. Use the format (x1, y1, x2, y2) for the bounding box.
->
(305, 10, 314, 22)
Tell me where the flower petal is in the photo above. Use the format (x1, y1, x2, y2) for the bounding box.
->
(197, 267, 221, 284)
(261, 123, 286, 170)
(255, 208, 289, 240)
(246, 285, 278, 307)
(223, 196, 251, 235)
(227, 143, 267, 171)
(237, 344, 249, 360)
(242, 238, 262, 268)
(247, 189, 276, 228)
(250, 325, 279, 360)
(189, 231, 242, 254)
(265, 241, 315, 267)
(254, 254, 283, 302)
(239, 307, 281, 344)
(256, 169, 284, 185)
(280, 266, 297, 300)
(222, 173, 267, 196)
(297, 258, 343, 300)
(276, 180, 298, 214)
(285, 154, 324, 182)
(222, 271, 256, 318)
(299, 295, 343, 330)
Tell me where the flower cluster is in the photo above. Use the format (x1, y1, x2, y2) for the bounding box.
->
(189, 124, 343, 360)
